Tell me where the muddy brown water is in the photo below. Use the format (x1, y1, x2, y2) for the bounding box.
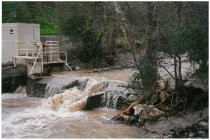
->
(51, 68, 135, 81)
(2, 69, 142, 138)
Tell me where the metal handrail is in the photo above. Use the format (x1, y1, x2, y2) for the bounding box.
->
(3, 40, 68, 75)
(41, 51, 67, 63)
(29, 43, 43, 75)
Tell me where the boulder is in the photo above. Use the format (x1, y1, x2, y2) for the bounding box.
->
(133, 104, 145, 115)
(198, 121, 208, 129)
(127, 94, 138, 102)
(188, 132, 195, 138)
(84, 92, 105, 110)
(75, 66, 81, 71)
(138, 104, 165, 124)
(77, 79, 89, 90)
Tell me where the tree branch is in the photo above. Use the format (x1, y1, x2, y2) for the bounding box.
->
(158, 63, 175, 80)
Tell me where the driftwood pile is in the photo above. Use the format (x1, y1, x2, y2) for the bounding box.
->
(111, 80, 208, 125)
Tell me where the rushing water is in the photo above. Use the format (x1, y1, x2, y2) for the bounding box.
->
(51, 68, 135, 81)
(2, 93, 140, 138)
(2, 69, 141, 138)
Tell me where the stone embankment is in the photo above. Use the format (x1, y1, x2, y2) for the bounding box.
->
(2, 64, 27, 93)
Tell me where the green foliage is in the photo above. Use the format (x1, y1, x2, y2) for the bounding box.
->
(3, 2, 31, 23)
(2, 2, 57, 35)
(59, 3, 105, 66)
(158, 2, 208, 83)
(79, 31, 104, 63)
(115, 37, 131, 52)
(129, 55, 158, 95)
(159, 26, 187, 55)
(130, 2, 208, 95)
(160, 23, 208, 80)
(86, 58, 108, 69)
(61, 14, 104, 63)
(182, 25, 208, 79)
(60, 14, 87, 42)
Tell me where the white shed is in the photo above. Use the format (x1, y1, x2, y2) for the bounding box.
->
(2, 23, 40, 64)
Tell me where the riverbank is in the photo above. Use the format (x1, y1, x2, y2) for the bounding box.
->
(134, 107, 208, 138)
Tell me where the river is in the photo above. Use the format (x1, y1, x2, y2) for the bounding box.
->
(2, 69, 142, 138)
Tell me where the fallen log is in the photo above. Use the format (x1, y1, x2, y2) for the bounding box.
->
(111, 88, 170, 123)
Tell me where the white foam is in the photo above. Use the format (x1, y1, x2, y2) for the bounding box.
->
(2, 96, 85, 138)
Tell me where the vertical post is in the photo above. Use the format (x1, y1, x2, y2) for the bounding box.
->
(65, 52, 67, 62)
(51, 52, 53, 62)
(41, 51, 44, 73)
(12, 57, 17, 68)
(26, 59, 29, 76)
(26, 44, 28, 57)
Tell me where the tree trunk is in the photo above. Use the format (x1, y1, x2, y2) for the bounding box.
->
(176, 3, 183, 89)
(174, 55, 179, 89)
(145, 2, 159, 88)
(103, 3, 115, 64)
(145, 2, 159, 55)
(178, 55, 182, 87)
(112, 2, 137, 65)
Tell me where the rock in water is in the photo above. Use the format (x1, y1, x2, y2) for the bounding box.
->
(198, 121, 208, 129)
(127, 94, 138, 102)
(138, 104, 165, 124)
(133, 104, 145, 115)
(84, 92, 104, 110)
(148, 106, 165, 119)
(75, 66, 81, 71)
(188, 132, 194, 138)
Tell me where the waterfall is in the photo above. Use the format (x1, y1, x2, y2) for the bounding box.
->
(46, 78, 106, 112)
(44, 76, 132, 112)
(105, 93, 125, 110)
(83, 79, 105, 95)
(102, 81, 129, 109)
(45, 84, 63, 98)
(105, 93, 114, 108)
(44, 77, 80, 98)
(47, 87, 85, 111)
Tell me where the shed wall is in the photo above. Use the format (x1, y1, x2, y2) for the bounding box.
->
(2, 23, 40, 64)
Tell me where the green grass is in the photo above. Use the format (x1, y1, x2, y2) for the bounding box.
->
(35, 17, 58, 35)
(40, 22, 58, 35)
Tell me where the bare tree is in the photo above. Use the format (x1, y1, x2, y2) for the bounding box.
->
(112, 2, 137, 65)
